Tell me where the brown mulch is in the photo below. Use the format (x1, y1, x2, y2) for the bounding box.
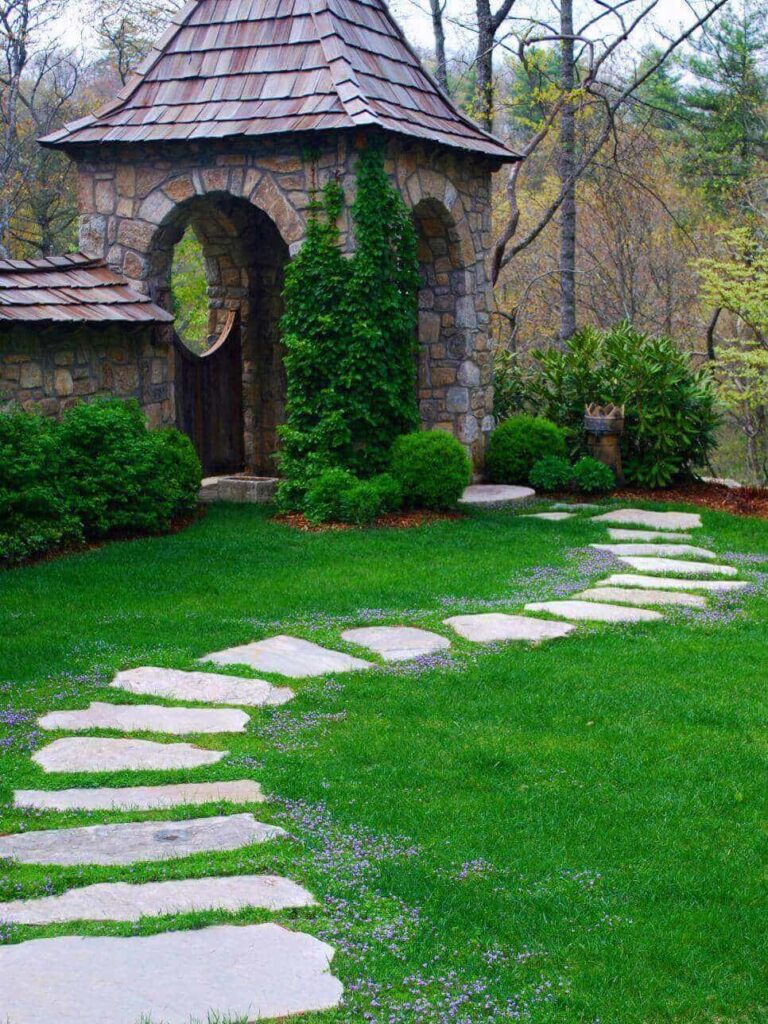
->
(272, 510, 463, 532)
(610, 481, 768, 520)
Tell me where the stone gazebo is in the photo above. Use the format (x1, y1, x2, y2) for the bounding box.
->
(5, 0, 517, 474)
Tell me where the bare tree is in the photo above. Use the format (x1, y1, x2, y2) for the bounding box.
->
(93, 0, 184, 84)
(474, 0, 517, 128)
(428, 0, 450, 93)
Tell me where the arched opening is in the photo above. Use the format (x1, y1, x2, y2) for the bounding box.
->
(412, 198, 477, 439)
(151, 192, 289, 476)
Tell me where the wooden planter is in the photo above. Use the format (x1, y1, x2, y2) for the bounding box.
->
(584, 403, 625, 483)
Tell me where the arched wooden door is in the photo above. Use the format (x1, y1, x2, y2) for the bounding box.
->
(173, 311, 244, 475)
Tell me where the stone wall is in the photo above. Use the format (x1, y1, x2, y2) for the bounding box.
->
(0, 323, 173, 425)
(71, 129, 498, 467)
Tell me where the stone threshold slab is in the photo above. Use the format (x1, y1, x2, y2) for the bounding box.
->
(444, 612, 575, 643)
(460, 484, 535, 506)
(526, 600, 663, 623)
(0, 813, 285, 866)
(112, 667, 294, 707)
(14, 779, 265, 812)
(340, 625, 450, 662)
(598, 573, 749, 593)
(33, 737, 225, 774)
(0, 923, 343, 1024)
(0, 874, 315, 925)
(200, 634, 373, 678)
(618, 556, 738, 576)
(39, 702, 249, 735)
(576, 587, 706, 608)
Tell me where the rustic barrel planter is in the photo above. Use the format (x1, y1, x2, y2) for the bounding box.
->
(584, 403, 625, 483)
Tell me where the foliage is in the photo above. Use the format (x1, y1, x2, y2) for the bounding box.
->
(171, 227, 209, 353)
(497, 323, 720, 488)
(485, 415, 567, 485)
(389, 431, 471, 510)
(279, 145, 419, 503)
(303, 467, 402, 526)
(529, 455, 573, 492)
(572, 456, 615, 493)
(492, 349, 533, 422)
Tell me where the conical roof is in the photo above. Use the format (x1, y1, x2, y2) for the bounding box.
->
(41, 0, 515, 161)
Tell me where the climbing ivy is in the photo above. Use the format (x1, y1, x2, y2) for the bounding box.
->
(278, 144, 420, 505)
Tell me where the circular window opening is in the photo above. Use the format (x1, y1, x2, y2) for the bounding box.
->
(171, 225, 211, 354)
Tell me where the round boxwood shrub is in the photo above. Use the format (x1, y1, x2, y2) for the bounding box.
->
(486, 415, 567, 485)
(390, 431, 471, 510)
(304, 467, 402, 525)
(529, 456, 574, 492)
(572, 456, 615, 493)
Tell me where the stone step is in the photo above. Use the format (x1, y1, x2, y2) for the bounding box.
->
(576, 587, 706, 608)
(200, 634, 373, 678)
(592, 508, 702, 530)
(0, 874, 315, 925)
(459, 484, 535, 507)
(0, 813, 285, 866)
(592, 543, 716, 559)
(522, 512, 574, 521)
(0, 923, 342, 1024)
(525, 600, 663, 623)
(551, 503, 603, 511)
(443, 612, 574, 643)
(39, 702, 249, 735)
(598, 573, 749, 593)
(112, 666, 294, 706)
(606, 528, 693, 542)
(33, 737, 225, 774)
(618, 557, 738, 577)
(340, 625, 450, 662)
(14, 779, 264, 812)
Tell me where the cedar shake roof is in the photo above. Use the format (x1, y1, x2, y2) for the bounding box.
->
(0, 253, 174, 324)
(40, 0, 516, 162)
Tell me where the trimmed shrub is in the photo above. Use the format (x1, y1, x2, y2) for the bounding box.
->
(572, 457, 615, 493)
(303, 468, 402, 525)
(529, 456, 574, 492)
(390, 431, 471, 510)
(486, 415, 567, 485)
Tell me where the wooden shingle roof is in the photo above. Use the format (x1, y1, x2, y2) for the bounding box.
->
(0, 254, 174, 324)
(41, 0, 516, 162)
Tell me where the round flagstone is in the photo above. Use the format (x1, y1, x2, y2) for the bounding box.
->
(0, 813, 285, 866)
(522, 512, 574, 521)
(598, 573, 749, 592)
(0, 923, 342, 1024)
(443, 613, 575, 643)
(525, 600, 663, 623)
(575, 587, 706, 608)
(591, 543, 716, 559)
(38, 702, 250, 735)
(200, 634, 373, 678)
(112, 667, 294, 706)
(459, 484, 535, 506)
(14, 779, 265, 812)
(606, 528, 694, 542)
(592, 508, 702, 530)
(618, 556, 738, 576)
(340, 626, 450, 662)
(32, 737, 225, 773)
(0, 874, 316, 925)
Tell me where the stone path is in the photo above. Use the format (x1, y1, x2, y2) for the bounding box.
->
(599, 573, 749, 592)
(592, 508, 703, 530)
(576, 587, 706, 608)
(592, 543, 716, 558)
(33, 737, 226, 773)
(522, 511, 575, 521)
(444, 612, 575, 642)
(618, 556, 738, 576)
(606, 528, 693, 542)
(525, 600, 663, 623)
(201, 634, 373, 677)
(39, 701, 249, 734)
(113, 666, 294, 705)
(460, 484, 535, 506)
(14, 779, 265, 811)
(341, 625, 450, 662)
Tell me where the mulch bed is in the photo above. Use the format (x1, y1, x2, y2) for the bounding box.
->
(610, 481, 768, 520)
(272, 510, 462, 532)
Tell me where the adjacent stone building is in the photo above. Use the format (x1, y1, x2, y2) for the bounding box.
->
(1, 0, 517, 473)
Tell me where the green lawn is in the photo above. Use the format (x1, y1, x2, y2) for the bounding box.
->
(1, 503, 767, 1023)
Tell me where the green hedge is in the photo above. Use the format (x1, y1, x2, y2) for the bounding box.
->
(0, 399, 201, 567)
(390, 431, 471, 510)
(486, 415, 567, 485)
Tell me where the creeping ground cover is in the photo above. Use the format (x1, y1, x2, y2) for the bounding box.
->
(1, 502, 767, 1023)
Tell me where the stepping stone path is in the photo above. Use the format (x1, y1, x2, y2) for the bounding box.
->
(0, 874, 315, 925)
(0, 924, 343, 1024)
(15, 779, 264, 812)
(606, 528, 693, 542)
(592, 508, 703, 530)
(576, 587, 707, 608)
(552, 503, 603, 511)
(341, 625, 450, 662)
(39, 701, 249, 734)
(618, 556, 738, 576)
(0, 813, 284, 866)
(599, 573, 749, 592)
(526, 600, 663, 623)
(444, 613, 574, 643)
(113, 666, 294, 706)
(592, 543, 716, 558)
(201, 634, 373, 677)
(522, 511, 575, 521)
(32, 737, 225, 773)
(460, 484, 535, 506)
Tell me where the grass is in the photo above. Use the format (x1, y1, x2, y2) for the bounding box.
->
(1, 501, 767, 1023)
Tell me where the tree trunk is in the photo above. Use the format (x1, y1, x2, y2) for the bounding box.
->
(475, 1, 494, 129)
(429, 0, 449, 93)
(558, 0, 577, 343)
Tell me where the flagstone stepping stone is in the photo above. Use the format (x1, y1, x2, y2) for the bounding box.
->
(38, 702, 249, 735)
(0, 874, 315, 925)
(618, 556, 738, 576)
(443, 613, 574, 643)
(600, 573, 749, 592)
(522, 512, 574, 521)
(0, 923, 342, 1024)
(575, 587, 706, 608)
(340, 626, 450, 662)
(112, 666, 294, 706)
(592, 508, 702, 530)
(32, 737, 225, 773)
(592, 543, 716, 558)
(0, 813, 284, 866)
(201, 634, 373, 678)
(14, 779, 264, 812)
(607, 528, 693, 542)
(552, 503, 603, 511)
(460, 484, 535, 506)
(525, 600, 663, 623)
